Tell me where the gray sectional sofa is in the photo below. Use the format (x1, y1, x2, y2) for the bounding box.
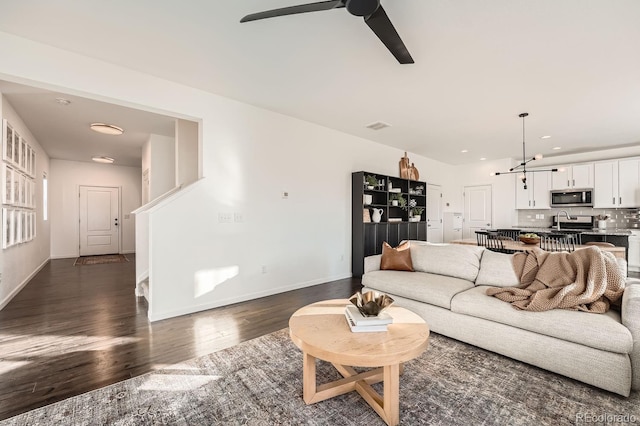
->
(361, 241, 640, 396)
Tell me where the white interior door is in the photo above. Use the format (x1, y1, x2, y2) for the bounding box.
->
(463, 185, 492, 239)
(426, 184, 443, 243)
(79, 186, 120, 256)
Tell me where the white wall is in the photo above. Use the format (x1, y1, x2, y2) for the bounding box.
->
(144, 134, 175, 201)
(176, 119, 199, 187)
(0, 31, 457, 320)
(49, 159, 141, 258)
(0, 96, 50, 309)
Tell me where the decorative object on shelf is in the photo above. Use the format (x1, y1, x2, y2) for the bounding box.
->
(363, 194, 373, 205)
(491, 113, 558, 189)
(388, 218, 402, 222)
(399, 152, 410, 178)
(404, 199, 423, 220)
(365, 174, 378, 189)
(399, 151, 421, 180)
(410, 184, 424, 195)
(389, 193, 406, 208)
(371, 208, 384, 223)
(409, 163, 419, 180)
(363, 209, 371, 223)
(349, 290, 394, 317)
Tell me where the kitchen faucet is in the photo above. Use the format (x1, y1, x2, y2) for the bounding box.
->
(556, 210, 573, 230)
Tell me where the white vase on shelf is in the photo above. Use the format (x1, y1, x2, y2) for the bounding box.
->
(372, 208, 383, 223)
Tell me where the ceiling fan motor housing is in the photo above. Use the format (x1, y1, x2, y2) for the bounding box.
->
(346, 0, 381, 16)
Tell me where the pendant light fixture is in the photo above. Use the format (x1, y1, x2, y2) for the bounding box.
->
(491, 112, 557, 189)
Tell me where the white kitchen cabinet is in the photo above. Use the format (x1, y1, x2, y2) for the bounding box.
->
(516, 169, 551, 209)
(551, 163, 594, 189)
(594, 161, 618, 208)
(618, 158, 640, 207)
(594, 158, 640, 208)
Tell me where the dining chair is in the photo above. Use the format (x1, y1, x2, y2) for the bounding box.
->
(584, 241, 615, 247)
(497, 228, 521, 241)
(539, 233, 580, 252)
(476, 231, 516, 254)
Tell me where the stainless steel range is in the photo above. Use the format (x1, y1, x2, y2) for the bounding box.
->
(550, 214, 595, 231)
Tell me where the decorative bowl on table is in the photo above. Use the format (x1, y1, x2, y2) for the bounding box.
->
(519, 234, 540, 245)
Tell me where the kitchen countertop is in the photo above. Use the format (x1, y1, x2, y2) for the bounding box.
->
(516, 227, 632, 236)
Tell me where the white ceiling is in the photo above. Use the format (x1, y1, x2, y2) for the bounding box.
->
(0, 0, 639, 166)
(0, 81, 176, 167)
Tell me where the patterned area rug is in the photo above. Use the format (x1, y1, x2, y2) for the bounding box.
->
(74, 254, 129, 266)
(3, 330, 639, 425)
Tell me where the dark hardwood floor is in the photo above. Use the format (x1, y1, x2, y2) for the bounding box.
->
(0, 255, 362, 420)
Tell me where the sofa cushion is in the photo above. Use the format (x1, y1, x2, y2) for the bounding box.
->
(409, 242, 484, 282)
(380, 241, 414, 271)
(362, 270, 474, 309)
(475, 250, 520, 287)
(451, 286, 633, 354)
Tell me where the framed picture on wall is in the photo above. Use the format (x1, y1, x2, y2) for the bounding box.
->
(2, 164, 13, 205)
(3, 119, 15, 165)
(12, 131, 21, 166)
(31, 211, 36, 240)
(12, 209, 20, 245)
(21, 210, 27, 243)
(28, 146, 35, 177)
(24, 177, 30, 209)
(20, 139, 27, 171)
(31, 180, 36, 208)
(2, 208, 10, 248)
(19, 173, 26, 207)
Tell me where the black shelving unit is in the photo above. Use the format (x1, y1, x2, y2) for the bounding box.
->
(352, 171, 427, 277)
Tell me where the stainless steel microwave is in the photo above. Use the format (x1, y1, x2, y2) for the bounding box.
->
(550, 189, 594, 207)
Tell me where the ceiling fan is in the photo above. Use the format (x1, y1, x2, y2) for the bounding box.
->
(240, 0, 414, 64)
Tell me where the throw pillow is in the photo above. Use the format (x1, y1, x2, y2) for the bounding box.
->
(380, 241, 414, 271)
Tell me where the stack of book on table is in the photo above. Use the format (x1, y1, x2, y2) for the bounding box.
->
(344, 304, 393, 332)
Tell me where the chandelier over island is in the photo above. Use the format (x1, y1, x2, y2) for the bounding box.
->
(491, 112, 557, 189)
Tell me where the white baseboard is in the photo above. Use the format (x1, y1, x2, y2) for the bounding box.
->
(122, 250, 136, 255)
(148, 273, 352, 322)
(50, 254, 78, 260)
(0, 257, 50, 310)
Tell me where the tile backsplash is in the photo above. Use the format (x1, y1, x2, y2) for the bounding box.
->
(517, 208, 640, 229)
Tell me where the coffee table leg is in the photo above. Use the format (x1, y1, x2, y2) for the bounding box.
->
(303, 351, 317, 404)
(383, 363, 400, 426)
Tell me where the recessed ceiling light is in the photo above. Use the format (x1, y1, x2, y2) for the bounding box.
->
(541, 135, 551, 139)
(461, 149, 468, 153)
(90, 123, 124, 135)
(55, 97, 71, 105)
(480, 157, 486, 161)
(92, 156, 114, 164)
(552, 146, 562, 150)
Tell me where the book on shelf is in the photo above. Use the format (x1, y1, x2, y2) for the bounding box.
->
(344, 305, 393, 333)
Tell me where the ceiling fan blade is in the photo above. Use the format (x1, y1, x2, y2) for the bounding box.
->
(364, 5, 414, 64)
(240, 1, 345, 23)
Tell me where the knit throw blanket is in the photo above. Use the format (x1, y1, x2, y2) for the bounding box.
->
(486, 247, 625, 313)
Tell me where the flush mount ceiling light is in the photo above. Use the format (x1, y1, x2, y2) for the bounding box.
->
(55, 97, 71, 105)
(490, 112, 557, 189)
(90, 123, 124, 135)
(92, 156, 114, 164)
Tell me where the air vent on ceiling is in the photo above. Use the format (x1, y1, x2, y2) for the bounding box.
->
(365, 121, 391, 131)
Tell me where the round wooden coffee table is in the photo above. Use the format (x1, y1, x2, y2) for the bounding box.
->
(289, 299, 430, 426)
